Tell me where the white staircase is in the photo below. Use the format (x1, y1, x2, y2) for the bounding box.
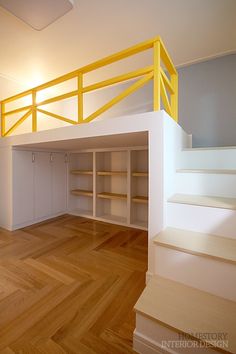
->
(134, 146, 236, 354)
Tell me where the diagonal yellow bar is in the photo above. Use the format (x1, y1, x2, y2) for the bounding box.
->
(159, 37, 177, 75)
(37, 108, 77, 125)
(160, 75, 172, 117)
(4, 109, 32, 137)
(160, 68, 174, 94)
(3, 105, 33, 117)
(83, 66, 153, 93)
(83, 73, 153, 123)
(37, 90, 78, 107)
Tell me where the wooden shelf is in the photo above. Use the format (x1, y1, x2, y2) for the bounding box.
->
(97, 171, 127, 176)
(132, 172, 148, 177)
(132, 196, 148, 204)
(97, 192, 127, 200)
(70, 170, 93, 175)
(71, 189, 93, 197)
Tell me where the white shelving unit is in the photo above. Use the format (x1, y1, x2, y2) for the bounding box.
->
(68, 147, 148, 230)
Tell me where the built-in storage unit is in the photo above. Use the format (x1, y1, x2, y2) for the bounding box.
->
(68, 147, 148, 230)
(12, 150, 67, 230)
(9, 146, 148, 230)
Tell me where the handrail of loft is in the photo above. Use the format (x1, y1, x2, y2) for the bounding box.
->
(0, 36, 178, 137)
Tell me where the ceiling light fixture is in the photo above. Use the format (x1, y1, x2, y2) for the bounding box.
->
(0, 0, 74, 30)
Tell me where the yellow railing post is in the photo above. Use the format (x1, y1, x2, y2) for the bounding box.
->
(153, 40, 161, 111)
(171, 73, 178, 122)
(78, 72, 83, 123)
(32, 90, 37, 132)
(1, 102, 5, 137)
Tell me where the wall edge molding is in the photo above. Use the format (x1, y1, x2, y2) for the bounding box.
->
(176, 49, 236, 69)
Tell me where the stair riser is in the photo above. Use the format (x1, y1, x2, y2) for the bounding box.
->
(175, 173, 236, 198)
(134, 313, 222, 354)
(167, 203, 236, 239)
(155, 246, 236, 301)
(179, 149, 236, 170)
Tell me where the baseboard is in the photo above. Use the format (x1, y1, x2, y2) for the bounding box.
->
(11, 211, 66, 231)
(146, 271, 153, 284)
(133, 330, 175, 354)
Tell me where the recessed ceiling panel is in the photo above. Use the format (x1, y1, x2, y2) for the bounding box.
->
(0, 0, 74, 30)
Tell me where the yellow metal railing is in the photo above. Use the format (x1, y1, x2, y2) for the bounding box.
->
(0, 36, 178, 137)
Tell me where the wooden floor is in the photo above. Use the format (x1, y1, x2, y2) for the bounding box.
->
(0, 215, 147, 353)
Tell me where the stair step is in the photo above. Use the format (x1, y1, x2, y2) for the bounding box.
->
(183, 146, 236, 151)
(153, 227, 236, 264)
(169, 193, 236, 210)
(177, 168, 236, 175)
(135, 275, 236, 353)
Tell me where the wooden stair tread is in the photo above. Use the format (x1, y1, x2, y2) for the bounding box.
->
(177, 169, 236, 175)
(132, 196, 148, 204)
(183, 146, 236, 151)
(154, 227, 236, 264)
(168, 193, 236, 210)
(135, 275, 236, 353)
(97, 192, 127, 200)
(71, 189, 93, 197)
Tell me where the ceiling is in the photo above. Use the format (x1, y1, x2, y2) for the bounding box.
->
(0, 0, 235, 98)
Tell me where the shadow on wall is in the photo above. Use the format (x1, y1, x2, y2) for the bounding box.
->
(178, 54, 236, 148)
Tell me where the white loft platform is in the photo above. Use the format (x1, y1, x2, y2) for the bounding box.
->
(0, 111, 158, 150)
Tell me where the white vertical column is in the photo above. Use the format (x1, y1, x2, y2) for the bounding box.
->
(148, 117, 164, 281)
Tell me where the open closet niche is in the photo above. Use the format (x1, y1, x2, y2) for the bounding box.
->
(68, 147, 148, 230)
(96, 150, 128, 224)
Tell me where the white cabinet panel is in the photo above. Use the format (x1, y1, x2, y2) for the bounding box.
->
(12, 150, 34, 226)
(34, 152, 52, 219)
(52, 153, 67, 214)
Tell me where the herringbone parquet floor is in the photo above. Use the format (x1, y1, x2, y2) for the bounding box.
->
(0, 215, 147, 353)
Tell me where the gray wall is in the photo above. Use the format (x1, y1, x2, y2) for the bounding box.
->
(178, 54, 236, 147)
